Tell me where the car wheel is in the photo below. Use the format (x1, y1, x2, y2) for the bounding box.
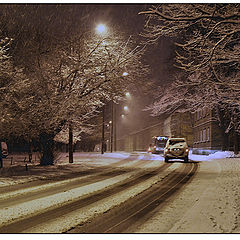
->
(165, 157, 169, 163)
(184, 156, 189, 162)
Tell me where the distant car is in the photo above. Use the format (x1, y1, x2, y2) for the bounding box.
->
(152, 136, 168, 154)
(164, 138, 189, 162)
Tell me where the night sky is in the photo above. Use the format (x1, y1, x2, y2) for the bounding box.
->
(78, 3, 176, 86)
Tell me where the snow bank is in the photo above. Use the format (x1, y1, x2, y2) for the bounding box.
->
(189, 150, 235, 161)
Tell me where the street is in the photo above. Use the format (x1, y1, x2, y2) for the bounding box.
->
(0, 151, 239, 233)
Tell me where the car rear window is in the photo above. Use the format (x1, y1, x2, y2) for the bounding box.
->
(169, 140, 186, 145)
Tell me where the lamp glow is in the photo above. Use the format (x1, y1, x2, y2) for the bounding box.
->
(96, 24, 107, 34)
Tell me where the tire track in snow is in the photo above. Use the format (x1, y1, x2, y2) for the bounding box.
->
(0, 160, 171, 233)
(0, 154, 145, 205)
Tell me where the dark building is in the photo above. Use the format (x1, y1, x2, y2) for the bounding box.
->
(193, 107, 222, 154)
(193, 107, 240, 154)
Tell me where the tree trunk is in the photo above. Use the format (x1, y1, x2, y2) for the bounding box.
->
(40, 133, 55, 165)
(69, 123, 73, 163)
(220, 128, 229, 151)
(233, 132, 239, 155)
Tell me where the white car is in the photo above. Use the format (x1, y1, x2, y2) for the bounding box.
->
(164, 138, 189, 162)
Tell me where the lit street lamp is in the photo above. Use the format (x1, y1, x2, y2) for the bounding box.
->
(96, 24, 107, 35)
(96, 23, 108, 154)
(125, 92, 131, 98)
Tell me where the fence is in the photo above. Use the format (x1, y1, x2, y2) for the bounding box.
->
(1, 152, 40, 168)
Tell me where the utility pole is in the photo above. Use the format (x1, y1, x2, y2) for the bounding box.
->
(113, 102, 117, 151)
(110, 101, 114, 152)
(101, 105, 105, 154)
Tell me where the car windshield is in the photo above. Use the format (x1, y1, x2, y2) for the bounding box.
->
(169, 140, 186, 145)
(156, 142, 165, 147)
(155, 138, 167, 147)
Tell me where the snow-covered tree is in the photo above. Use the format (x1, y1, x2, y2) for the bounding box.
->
(0, 5, 148, 164)
(140, 4, 240, 152)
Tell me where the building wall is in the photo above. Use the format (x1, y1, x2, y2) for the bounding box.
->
(193, 108, 223, 152)
(163, 116, 171, 137)
(117, 108, 235, 154)
(170, 112, 193, 147)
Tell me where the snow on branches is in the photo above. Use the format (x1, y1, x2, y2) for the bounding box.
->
(140, 4, 240, 136)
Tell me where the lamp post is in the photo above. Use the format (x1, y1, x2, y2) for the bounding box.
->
(96, 23, 108, 154)
(101, 105, 105, 154)
(109, 120, 113, 152)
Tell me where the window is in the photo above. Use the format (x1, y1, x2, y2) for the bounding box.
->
(200, 130, 202, 142)
(207, 128, 210, 141)
(203, 129, 206, 142)
(202, 108, 206, 117)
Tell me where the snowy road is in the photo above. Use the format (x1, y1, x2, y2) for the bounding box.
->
(0, 151, 239, 233)
(0, 152, 198, 233)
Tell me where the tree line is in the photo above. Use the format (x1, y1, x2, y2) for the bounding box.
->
(141, 3, 240, 153)
(0, 5, 148, 165)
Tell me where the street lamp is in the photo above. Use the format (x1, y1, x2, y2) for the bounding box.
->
(96, 24, 107, 35)
(125, 92, 131, 98)
(109, 120, 113, 153)
(96, 23, 108, 154)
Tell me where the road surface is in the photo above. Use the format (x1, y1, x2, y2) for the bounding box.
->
(0, 153, 199, 233)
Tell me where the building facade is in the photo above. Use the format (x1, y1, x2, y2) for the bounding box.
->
(116, 107, 238, 154)
(193, 107, 223, 154)
(193, 107, 240, 154)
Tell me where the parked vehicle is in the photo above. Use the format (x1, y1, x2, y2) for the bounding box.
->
(164, 138, 189, 162)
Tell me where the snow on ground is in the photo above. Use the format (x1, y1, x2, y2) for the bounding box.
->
(0, 169, 144, 227)
(167, 157, 240, 233)
(0, 150, 237, 190)
(24, 163, 181, 233)
(1, 150, 240, 234)
(0, 152, 132, 187)
(189, 150, 235, 161)
(135, 154, 240, 233)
